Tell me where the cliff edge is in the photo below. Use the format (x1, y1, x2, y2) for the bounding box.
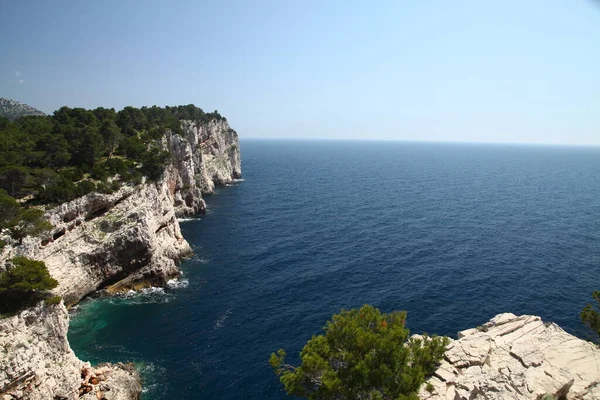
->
(420, 313, 600, 400)
(0, 304, 141, 400)
(0, 118, 241, 399)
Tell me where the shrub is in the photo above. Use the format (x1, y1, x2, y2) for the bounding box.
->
(270, 305, 449, 400)
(95, 182, 113, 194)
(104, 157, 128, 175)
(44, 295, 62, 306)
(111, 180, 121, 191)
(91, 163, 109, 181)
(0, 257, 58, 312)
(426, 382, 435, 393)
(581, 291, 600, 343)
(8, 208, 53, 244)
(76, 180, 97, 197)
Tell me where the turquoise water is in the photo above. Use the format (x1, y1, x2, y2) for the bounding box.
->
(69, 140, 600, 399)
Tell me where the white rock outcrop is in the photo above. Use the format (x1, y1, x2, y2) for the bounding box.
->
(0, 303, 141, 400)
(420, 313, 600, 400)
(0, 118, 241, 399)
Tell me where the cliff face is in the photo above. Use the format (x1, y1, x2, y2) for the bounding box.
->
(0, 119, 241, 399)
(0, 303, 141, 400)
(3, 118, 241, 305)
(420, 313, 600, 400)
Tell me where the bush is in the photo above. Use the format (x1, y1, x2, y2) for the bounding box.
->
(91, 163, 109, 181)
(76, 180, 97, 197)
(111, 180, 121, 191)
(140, 147, 170, 181)
(7, 208, 53, 244)
(270, 305, 449, 400)
(581, 291, 600, 343)
(0, 257, 58, 313)
(44, 295, 62, 306)
(37, 175, 77, 204)
(59, 167, 85, 182)
(105, 157, 129, 175)
(95, 182, 113, 194)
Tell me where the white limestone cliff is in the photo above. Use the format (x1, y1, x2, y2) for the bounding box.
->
(2, 118, 241, 305)
(0, 303, 141, 400)
(0, 118, 241, 399)
(419, 313, 600, 400)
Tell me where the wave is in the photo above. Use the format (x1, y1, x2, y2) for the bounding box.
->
(136, 362, 168, 396)
(186, 252, 210, 264)
(167, 277, 189, 289)
(214, 308, 233, 330)
(178, 217, 202, 223)
(226, 178, 245, 186)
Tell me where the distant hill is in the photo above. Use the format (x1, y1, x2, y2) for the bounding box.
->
(0, 97, 46, 120)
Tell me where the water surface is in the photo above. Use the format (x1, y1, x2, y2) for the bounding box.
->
(69, 140, 600, 399)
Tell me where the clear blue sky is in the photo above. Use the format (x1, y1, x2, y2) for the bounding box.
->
(1, 0, 599, 145)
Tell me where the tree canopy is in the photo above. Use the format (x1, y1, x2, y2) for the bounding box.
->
(270, 305, 449, 400)
(0, 257, 58, 313)
(0, 104, 224, 206)
(0, 189, 52, 244)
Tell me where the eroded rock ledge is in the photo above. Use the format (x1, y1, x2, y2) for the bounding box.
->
(0, 119, 241, 399)
(420, 313, 600, 400)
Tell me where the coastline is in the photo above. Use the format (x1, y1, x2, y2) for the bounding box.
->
(0, 119, 241, 399)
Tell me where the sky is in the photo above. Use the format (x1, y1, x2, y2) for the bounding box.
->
(0, 0, 599, 145)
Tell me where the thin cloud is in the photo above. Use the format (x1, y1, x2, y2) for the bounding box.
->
(18, 79, 24, 84)
(15, 71, 21, 77)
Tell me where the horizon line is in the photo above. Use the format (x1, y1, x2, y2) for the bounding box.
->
(239, 137, 600, 148)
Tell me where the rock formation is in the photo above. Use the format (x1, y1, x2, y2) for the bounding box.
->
(0, 303, 141, 400)
(0, 119, 241, 399)
(2, 119, 241, 305)
(0, 98, 46, 120)
(419, 313, 600, 400)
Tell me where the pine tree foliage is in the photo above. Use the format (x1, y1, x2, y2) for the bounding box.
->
(270, 305, 449, 400)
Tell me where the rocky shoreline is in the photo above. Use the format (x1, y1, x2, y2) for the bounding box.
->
(419, 313, 600, 400)
(0, 119, 241, 399)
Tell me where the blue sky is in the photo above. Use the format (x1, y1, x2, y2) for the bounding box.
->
(1, 0, 599, 145)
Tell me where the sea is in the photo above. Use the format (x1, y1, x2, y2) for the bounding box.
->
(68, 139, 600, 399)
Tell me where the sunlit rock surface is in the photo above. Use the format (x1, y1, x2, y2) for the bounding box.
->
(420, 313, 600, 400)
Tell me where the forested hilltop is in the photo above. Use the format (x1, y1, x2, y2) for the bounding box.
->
(0, 104, 225, 244)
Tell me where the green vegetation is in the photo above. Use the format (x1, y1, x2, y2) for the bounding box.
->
(270, 305, 449, 400)
(425, 382, 435, 393)
(0, 257, 58, 313)
(0, 103, 224, 246)
(0, 190, 52, 244)
(580, 291, 600, 343)
(0, 104, 224, 205)
(44, 295, 62, 306)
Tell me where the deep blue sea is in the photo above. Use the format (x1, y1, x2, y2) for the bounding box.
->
(69, 140, 600, 399)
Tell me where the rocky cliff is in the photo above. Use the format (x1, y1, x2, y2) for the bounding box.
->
(0, 98, 46, 120)
(419, 313, 600, 400)
(3, 118, 241, 305)
(0, 303, 141, 400)
(0, 118, 241, 399)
